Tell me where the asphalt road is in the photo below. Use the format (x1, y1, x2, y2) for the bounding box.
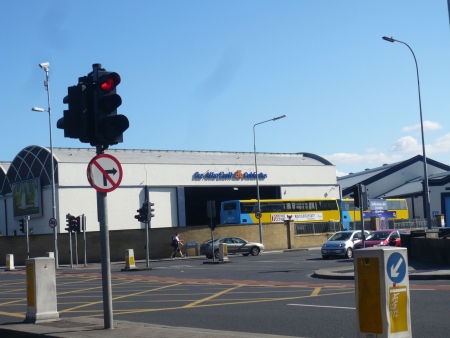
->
(1, 249, 449, 337)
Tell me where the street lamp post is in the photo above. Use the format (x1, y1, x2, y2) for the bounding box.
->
(382, 36, 432, 229)
(32, 61, 59, 266)
(253, 114, 286, 244)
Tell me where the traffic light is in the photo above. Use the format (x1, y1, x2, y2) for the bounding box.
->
(149, 202, 155, 219)
(58, 83, 89, 141)
(57, 64, 129, 148)
(75, 216, 82, 233)
(93, 66, 129, 147)
(19, 218, 25, 234)
(65, 213, 78, 232)
(349, 185, 361, 208)
(135, 202, 149, 223)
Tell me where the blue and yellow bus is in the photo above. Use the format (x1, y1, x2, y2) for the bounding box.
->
(339, 198, 409, 230)
(220, 198, 341, 225)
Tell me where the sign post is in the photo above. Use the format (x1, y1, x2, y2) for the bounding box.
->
(86, 147, 123, 329)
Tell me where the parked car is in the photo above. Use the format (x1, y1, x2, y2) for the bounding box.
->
(321, 230, 370, 259)
(200, 237, 265, 259)
(353, 229, 409, 249)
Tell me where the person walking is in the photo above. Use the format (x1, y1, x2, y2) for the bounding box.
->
(170, 233, 185, 258)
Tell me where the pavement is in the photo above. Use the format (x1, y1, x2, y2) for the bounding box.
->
(1, 249, 449, 337)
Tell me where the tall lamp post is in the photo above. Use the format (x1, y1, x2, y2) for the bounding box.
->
(32, 62, 59, 267)
(382, 36, 432, 229)
(253, 115, 286, 244)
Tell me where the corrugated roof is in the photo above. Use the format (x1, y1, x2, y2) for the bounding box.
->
(50, 147, 333, 166)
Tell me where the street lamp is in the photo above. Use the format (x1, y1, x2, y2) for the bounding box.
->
(382, 36, 432, 229)
(32, 61, 59, 266)
(253, 114, 286, 244)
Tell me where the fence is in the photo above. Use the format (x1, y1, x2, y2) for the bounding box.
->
(294, 221, 341, 235)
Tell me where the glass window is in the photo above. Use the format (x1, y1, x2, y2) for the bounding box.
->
(224, 202, 236, 211)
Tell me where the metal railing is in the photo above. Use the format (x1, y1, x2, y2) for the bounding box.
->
(294, 221, 341, 235)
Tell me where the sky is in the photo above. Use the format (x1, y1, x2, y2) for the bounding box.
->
(2, 1, 450, 177)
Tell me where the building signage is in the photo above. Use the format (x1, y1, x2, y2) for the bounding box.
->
(271, 213, 323, 222)
(369, 199, 388, 211)
(193, 170, 267, 180)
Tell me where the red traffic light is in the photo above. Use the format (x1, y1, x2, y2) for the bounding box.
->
(99, 72, 120, 91)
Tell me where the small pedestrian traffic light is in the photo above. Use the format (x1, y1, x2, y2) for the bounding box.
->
(19, 218, 25, 234)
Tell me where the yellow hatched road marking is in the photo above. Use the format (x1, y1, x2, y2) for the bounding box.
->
(60, 282, 182, 313)
(182, 284, 244, 308)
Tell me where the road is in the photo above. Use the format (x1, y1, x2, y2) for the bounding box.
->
(0, 249, 449, 337)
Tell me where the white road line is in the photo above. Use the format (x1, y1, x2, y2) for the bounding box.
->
(287, 304, 355, 310)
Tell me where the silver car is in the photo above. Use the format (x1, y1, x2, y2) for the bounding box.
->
(321, 230, 369, 259)
(200, 237, 265, 259)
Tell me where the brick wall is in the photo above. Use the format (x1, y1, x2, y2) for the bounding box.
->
(0, 221, 330, 265)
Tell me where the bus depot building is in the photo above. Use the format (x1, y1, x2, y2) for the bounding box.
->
(0, 146, 340, 238)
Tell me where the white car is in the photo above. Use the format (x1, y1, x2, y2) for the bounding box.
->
(321, 230, 369, 259)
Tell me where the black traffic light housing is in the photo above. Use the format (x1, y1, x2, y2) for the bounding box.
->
(349, 185, 361, 208)
(65, 213, 78, 232)
(19, 218, 25, 234)
(135, 202, 148, 223)
(58, 84, 88, 140)
(93, 65, 129, 147)
(57, 64, 129, 148)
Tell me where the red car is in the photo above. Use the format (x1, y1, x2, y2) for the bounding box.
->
(353, 229, 409, 249)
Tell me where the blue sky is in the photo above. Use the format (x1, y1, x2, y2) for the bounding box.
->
(2, 1, 450, 176)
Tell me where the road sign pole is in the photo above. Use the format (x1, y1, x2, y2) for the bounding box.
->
(95, 142, 114, 329)
(83, 215, 87, 267)
(25, 217, 30, 259)
(145, 186, 150, 268)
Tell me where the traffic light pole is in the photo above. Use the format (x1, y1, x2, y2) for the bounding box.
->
(358, 184, 365, 249)
(25, 217, 30, 259)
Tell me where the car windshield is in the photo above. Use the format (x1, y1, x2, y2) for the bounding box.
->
(366, 231, 390, 240)
(328, 232, 352, 241)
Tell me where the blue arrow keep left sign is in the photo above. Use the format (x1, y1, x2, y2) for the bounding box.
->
(387, 252, 407, 284)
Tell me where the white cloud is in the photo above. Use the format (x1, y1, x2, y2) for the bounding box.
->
(427, 133, 450, 155)
(389, 136, 421, 153)
(401, 121, 443, 133)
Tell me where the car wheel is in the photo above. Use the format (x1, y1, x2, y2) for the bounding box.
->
(242, 253, 250, 256)
(346, 248, 353, 259)
(206, 254, 213, 259)
(250, 247, 260, 256)
(214, 249, 220, 259)
(322, 255, 329, 260)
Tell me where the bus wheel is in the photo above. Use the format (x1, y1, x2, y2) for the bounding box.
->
(346, 248, 353, 259)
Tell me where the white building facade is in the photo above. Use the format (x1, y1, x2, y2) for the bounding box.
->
(0, 146, 340, 236)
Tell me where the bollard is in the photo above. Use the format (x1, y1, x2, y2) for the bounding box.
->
(124, 249, 137, 270)
(5, 254, 15, 271)
(219, 243, 229, 262)
(354, 247, 411, 337)
(24, 257, 59, 323)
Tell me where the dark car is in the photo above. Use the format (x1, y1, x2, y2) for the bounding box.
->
(353, 229, 409, 249)
(200, 237, 265, 259)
